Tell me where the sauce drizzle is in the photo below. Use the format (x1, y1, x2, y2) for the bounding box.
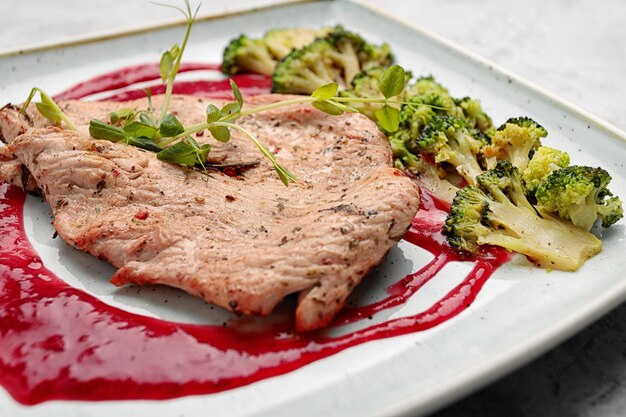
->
(0, 65, 512, 405)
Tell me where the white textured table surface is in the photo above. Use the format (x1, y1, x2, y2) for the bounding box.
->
(1, 1, 625, 416)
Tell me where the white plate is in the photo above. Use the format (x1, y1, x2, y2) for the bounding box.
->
(1, 1, 625, 416)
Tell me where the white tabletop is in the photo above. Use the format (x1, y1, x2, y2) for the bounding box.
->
(1, 1, 625, 416)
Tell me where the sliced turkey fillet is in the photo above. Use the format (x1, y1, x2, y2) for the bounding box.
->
(0, 94, 420, 331)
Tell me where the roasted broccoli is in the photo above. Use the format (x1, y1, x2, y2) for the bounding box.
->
(263, 28, 319, 61)
(222, 35, 277, 76)
(484, 117, 547, 171)
(403, 77, 495, 134)
(455, 97, 493, 134)
(272, 28, 393, 94)
(523, 146, 570, 194)
(389, 133, 459, 203)
(387, 88, 455, 167)
(222, 27, 331, 76)
(535, 165, 624, 231)
(383, 76, 496, 193)
(390, 93, 447, 142)
(404, 76, 457, 113)
(416, 115, 486, 185)
(444, 161, 602, 271)
(339, 66, 411, 119)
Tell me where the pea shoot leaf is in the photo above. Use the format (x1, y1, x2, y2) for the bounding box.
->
(20, 88, 76, 130)
(196, 143, 211, 165)
(375, 104, 400, 132)
(159, 113, 185, 137)
(221, 102, 241, 117)
(156, 139, 198, 166)
(159, 52, 174, 82)
(208, 125, 231, 142)
(159, 44, 180, 82)
(123, 121, 158, 140)
(230, 79, 243, 108)
(110, 108, 137, 125)
(187, 136, 211, 165)
(125, 136, 164, 152)
(89, 119, 128, 142)
(311, 83, 338, 100)
(378, 65, 405, 99)
(156, 137, 210, 167)
(35, 101, 62, 124)
(139, 111, 157, 128)
(206, 104, 221, 123)
(276, 169, 289, 186)
(312, 100, 343, 116)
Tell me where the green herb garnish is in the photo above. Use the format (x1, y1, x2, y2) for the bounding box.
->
(20, 87, 77, 131)
(25, 1, 417, 188)
(153, 0, 200, 124)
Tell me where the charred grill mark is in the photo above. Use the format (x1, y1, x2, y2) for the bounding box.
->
(319, 203, 356, 214)
(367, 209, 378, 218)
(55, 198, 68, 209)
(20, 164, 31, 189)
(96, 179, 106, 194)
(22, 108, 34, 127)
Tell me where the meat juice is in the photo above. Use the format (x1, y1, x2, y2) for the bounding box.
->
(0, 65, 512, 405)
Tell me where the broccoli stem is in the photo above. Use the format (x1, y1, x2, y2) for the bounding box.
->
(483, 201, 601, 271)
(446, 152, 483, 186)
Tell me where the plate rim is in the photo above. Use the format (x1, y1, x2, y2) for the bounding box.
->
(352, 0, 626, 143)
(2, 0, 624, 142)
(0, 0, 314, 58)
(348, 1, 626, 415)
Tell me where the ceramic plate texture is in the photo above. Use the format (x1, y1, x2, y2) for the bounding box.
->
(1, 1, 625, 417)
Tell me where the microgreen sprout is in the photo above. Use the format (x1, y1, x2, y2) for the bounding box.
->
(20, 87, 77, 131)
(152, 0, 200, 124)
(26, 2, 429, 188)
(84, 1, 295, 185)
(169, 65, 415, 143)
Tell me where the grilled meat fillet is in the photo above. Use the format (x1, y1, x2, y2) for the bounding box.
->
(0, 95, 420, 331)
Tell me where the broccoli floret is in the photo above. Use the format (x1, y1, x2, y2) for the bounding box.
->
(271, 39, 339, 94)
(599, 196, 624, 227)
(222, 35, 277, 76)
(360, 42, 394, 71)
(385, 92, 461, 202)
(263, 28, 319, 61)
(389, 134, 459, 203)
(397, 94, 448, 140)
(444, 161, 602, 271)
(222, 27, 334, 76)
(484, 117, 547, 171)
(387, 93, 452, 166)
(535, 166, 624, 230)
(272, 29, 393, 94)
(324, 27, 393, 74)
(399, 76, 493, 139)
(339, 66, 411, 119)
(405, 76, 458, 112)
(417, 115, 485, 185)
(523, 146, 570, 194)
(455, 97, 493, 134)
